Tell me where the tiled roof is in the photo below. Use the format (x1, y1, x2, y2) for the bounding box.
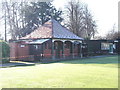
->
(20, 19, 83, 40)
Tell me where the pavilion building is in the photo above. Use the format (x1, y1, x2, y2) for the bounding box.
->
(9, 19, 83, 62)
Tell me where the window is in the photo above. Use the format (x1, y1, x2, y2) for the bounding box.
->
(33, 45, 38, 49)
(20, 45, 25, 48)
(101, 43, 110, 50)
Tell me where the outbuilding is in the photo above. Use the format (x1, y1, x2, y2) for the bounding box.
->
(83, 40, 119, 56)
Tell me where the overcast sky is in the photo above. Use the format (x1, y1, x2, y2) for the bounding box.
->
(0, 0, 119, 40)
(53, 0, 119, 37)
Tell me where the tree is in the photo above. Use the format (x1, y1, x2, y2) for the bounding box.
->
(2, 1, 7, 41)
(105, 24, 119, 40)
(1, 1, 27, 40)
(93, 36, 106, 40)
(65, 1, 83, 36)
(106, 31, 120, 40)
(82, 5, 97, 39)
(65, 0, 97, 40)
(1, 1, 62, 40)
(19, 2, 63, 37)
(2, 1, 16, 40)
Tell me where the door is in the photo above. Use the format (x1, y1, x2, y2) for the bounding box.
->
(29, 44, 42, 61)
(109, 44, 113, 53)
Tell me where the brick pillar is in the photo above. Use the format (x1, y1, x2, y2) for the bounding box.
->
(72, 42, 75, 58)
(52, 40, 55, 60)
(80, 43, 83, 58)
(62, 42, 65, 59)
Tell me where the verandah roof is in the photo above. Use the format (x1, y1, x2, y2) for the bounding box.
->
(20, 19, 83, 40)
(26, 39, 49, 44)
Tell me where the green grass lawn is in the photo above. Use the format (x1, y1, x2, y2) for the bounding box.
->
(0, 56, 118, 88)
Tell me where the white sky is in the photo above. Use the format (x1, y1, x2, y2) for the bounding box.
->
(0, 0, 119, 40)
(53, 0, 119, 37)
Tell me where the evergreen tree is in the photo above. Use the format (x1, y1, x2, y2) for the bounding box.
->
(20, 2, 63, 37)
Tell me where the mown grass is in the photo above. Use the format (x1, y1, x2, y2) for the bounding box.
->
(0, 55, 118, 88)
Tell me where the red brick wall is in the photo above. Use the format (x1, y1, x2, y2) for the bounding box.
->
(10, 41, 30, 61)
(60, 50, 62, 57)
(64, 47, 79, 57)
(64, 48, 70, 57)
(74, 47, 78, 56)
(43, 49, 52, 58)
(10, 42, 18, 60)
(17, 42, 29, 60)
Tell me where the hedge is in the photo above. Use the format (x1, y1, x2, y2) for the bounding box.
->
(0, 40, 10, 64)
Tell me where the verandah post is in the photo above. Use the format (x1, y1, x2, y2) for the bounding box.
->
(72, 42, 75, 58)
(52, 40, 55, 60)
(62, 41, 65, 59)
(80, 43, 83, 58)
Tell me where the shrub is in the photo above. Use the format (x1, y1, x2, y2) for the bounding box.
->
(0, 40, 10, 64)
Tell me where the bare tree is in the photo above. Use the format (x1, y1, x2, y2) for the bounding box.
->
(1, 1, 28, 40)
(106, 24, 119, 40)
(2, 1, 7, 41)
(82, 5, 97, 39)
(1, 1, 62, 40)
(65, 1, 84, 36)
(2, 1, 17, 40)
(93, 36, 106, 40)
(65, 0, 97, 39)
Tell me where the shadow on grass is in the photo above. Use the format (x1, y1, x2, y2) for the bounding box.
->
(56, 56, 119, 64)
(1, 62, 35, 68)
(1, 55, 118, 68)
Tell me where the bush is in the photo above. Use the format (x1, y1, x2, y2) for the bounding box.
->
(0, 40, 10, 64)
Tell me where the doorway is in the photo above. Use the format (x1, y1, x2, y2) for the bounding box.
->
(29, 44, 43, 61)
